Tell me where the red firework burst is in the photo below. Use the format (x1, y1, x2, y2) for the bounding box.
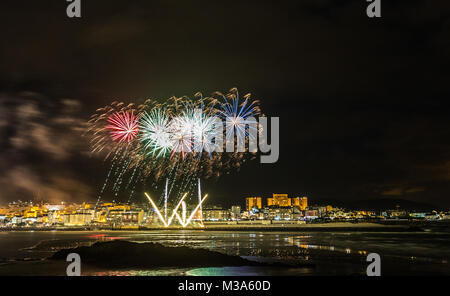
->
(106, 111, 139, 143)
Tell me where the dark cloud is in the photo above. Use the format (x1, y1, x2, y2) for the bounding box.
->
(0, 1, 450, 207)
(0, 93, 93, 203)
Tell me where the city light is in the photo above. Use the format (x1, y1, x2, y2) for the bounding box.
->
(144, 192, 207, 227)
(0, 193, 447, 229)
(175, 194, 208, 227)
(144, 193, 168, 227)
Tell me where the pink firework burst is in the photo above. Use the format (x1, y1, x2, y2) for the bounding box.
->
(107, 111, 139, 143)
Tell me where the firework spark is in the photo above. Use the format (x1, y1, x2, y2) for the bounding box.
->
(216, 88, 260, 141)
(140, 109, 173, 157)
(86, 88, 262, 207)
(107, 111, 139, 143)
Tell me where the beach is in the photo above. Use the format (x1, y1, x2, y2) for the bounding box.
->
(0, 226, 449, 276)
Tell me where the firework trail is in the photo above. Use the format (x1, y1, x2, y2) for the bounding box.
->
(86, 88, 261, 206)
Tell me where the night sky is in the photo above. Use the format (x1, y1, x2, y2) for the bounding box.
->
(1, 0, 450, 208)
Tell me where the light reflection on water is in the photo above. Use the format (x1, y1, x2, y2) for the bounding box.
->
(186, 266, 315, 276)
(0, 229, 449, 275)
(92, 230, 450, 264)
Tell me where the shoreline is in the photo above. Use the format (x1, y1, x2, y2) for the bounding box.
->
(0, 222, 433, 232)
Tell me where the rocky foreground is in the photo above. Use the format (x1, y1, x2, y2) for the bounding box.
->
(50, 240, 307, 269)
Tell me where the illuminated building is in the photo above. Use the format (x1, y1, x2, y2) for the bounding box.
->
(47, 211, 60, 225)
(202, 207, 230, 221)
(304, 210, 319, 219)
(63, 209, 95, 226)
(106, 209, 144, 226)
(24, 206, 42, 218)
(246, 197, 262, 211)
(43, 204, 65, 211)
(263, 206, 298, 220)
(11, 216, 23, 225)
(230, 206, 241, 219)
(292, 196, 308, 210)
(267, 194, 291, 207)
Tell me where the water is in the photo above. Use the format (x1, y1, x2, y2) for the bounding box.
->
(0, 229, 449, 275)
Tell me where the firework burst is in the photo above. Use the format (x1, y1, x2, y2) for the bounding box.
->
(86, 88, 262, 206)
(107, 111, 139, 143)
(140, 109, 172, 158)
(215, 88, 261, 141)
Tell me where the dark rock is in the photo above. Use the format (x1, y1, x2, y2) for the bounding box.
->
(50, 240, 297, 269)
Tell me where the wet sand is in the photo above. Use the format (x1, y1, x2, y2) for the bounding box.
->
(0, 222, 421, 232)
(0, 229, 448, 276)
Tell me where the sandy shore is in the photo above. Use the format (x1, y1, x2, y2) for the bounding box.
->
(176, 222, 421, 232)
(0, 222, 422, 232)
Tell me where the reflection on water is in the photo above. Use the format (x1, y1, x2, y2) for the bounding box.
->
(87, 234, 130, 241)
(90, 268, 191, 276)
(0, 229, 449, 275)
(186, 266, 315, 276)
